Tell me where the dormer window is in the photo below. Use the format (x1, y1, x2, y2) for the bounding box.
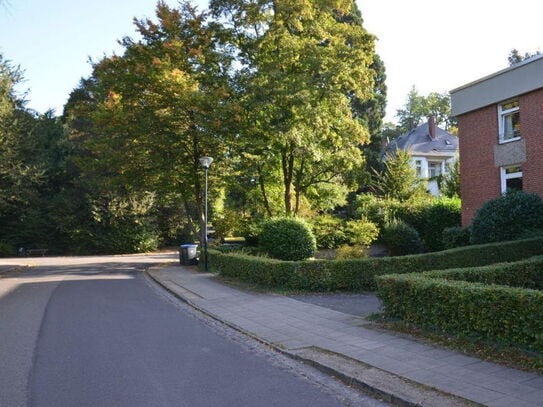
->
(498, 99, 520, 143)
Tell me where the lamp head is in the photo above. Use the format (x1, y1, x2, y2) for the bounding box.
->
(199, 156, 213, 169)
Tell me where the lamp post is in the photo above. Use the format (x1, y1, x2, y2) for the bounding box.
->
(198, 156, 213, 271)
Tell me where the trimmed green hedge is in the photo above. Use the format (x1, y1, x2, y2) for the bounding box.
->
(422, 256, 543, 290)
(209, 236, 543, 291)
(376, 257, 543, 351)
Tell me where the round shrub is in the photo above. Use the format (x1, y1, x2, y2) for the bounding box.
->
(259, 217, 316, 261)
(311, 214, 347, 249)
(471, 191, 543, 244)
(380, 220, 423, 256)
(344, 219, 379, 246)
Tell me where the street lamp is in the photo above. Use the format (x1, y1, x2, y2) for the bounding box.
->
(199, 156, 213, 271)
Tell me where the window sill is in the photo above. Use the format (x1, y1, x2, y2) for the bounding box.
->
(498, 136, 521, 145)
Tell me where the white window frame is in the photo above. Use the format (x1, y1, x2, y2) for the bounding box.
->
(500, 165, 523, 193)
(415, 160, 422, 177)
(428, 161, 442, 178)
(498, 99, 520, 144)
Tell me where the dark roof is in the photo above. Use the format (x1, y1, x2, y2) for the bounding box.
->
(384, 121, 458, 157)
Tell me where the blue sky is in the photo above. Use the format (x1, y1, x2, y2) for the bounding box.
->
(1, 0, 542, 121)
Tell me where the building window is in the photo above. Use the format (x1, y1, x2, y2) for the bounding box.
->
(498, 99, 520, 143)
(501, 165, 523, 193)
(428, 162, 441, 178)
(415, 160, 422, 176)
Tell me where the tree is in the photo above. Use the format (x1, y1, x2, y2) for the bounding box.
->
(0, 54, 73, 252)
(65, 1, 236, 244)
(210, 0, 379, 215)
(372, 150, 426, 202)
(396, 86, 455, 133)
(439, 159, 460, 198)
(508, 48, 541, 66)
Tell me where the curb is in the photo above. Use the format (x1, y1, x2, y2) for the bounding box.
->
(145, 269, 479, 407)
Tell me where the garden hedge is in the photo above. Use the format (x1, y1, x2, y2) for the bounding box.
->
(376, 256, 543, 352)
(208, 236, 543, 291)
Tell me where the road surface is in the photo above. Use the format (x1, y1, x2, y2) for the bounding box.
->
(0, 254, 387, 406)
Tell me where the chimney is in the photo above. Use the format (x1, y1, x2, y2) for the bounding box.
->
(428, 116, 436, 140)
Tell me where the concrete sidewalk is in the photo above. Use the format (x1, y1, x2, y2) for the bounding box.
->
(147, 266, 543, 407)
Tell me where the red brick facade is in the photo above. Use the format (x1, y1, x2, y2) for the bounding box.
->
(458, 88, 543, 225)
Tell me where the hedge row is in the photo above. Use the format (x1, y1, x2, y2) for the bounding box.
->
(422, 256, 543, 290)
(209, 236, 543, 291)
(376, 257, 543, 352)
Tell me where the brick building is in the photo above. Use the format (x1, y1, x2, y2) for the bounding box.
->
(450, 55, 543, 225)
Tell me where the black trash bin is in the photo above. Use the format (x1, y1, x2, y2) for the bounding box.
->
(179, 244, 199, 265)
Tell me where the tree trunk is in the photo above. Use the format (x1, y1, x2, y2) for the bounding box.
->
(257, 163, 273, 217)
(281, 144, 294, 215)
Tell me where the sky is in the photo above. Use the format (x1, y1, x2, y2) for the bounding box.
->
(1, 0, 542, 122)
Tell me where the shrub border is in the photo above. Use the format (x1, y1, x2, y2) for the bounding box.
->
(208, 236, 543, 292)
(376, 256, 543, 352)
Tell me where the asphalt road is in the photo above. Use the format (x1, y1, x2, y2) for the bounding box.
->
(0, 255, 387, 407)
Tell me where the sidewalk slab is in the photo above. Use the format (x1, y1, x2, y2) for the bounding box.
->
(147, 266, 543, 407)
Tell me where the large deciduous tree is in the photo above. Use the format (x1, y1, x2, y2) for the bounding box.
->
(211, 0, 379, 215)
(66, 1, 235, 243)
(396, 86, 455, 133)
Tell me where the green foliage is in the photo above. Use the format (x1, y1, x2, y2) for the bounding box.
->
(396, 86, 456, 132)
(0, 241, 14, 257)
(259, 217, 316, 261)
(380, 220, 423, 256)
(471, 191, 543, 244)
(372, 150, 427, 202)
(418, 197, 461, 251)
(440, 159, 460, 198)
(68, 192, 161, 254)
(335, 245, 368, 260)
(212, 209, 245, 241)
(344, 218, 379, 246)
(211, 0, 379, 215)
(442, 226, 471, 249)
(376, 257, 543, 352)
(311, 214, 348, 249)
(423, 256, 543, 289)
(239, 218, 264, 247)
(209, 235, 543, 292)
(310, 215, 378, 249)
(352, 194, 460, 252)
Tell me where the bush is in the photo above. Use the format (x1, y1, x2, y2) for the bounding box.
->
(311, 215, 348, 249)
(471, 191, 543, 244)
(418, 198, 461, 251)
(239, 218, 264, 247)
(259, 217, 316, 261)
(0, 241, 14, 257)
(213, 209, 245, 240)
(376, 257, 543, 351)
(380, 220, 423, 256)
(352, 195, 460, 252)
(209, 235, 543, 292)
(335, 245, 369, 259)
(442, 226, 471, 249)
(344, 219, 379, 246)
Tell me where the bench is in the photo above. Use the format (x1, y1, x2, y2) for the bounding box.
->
(25, 248, 48, 257)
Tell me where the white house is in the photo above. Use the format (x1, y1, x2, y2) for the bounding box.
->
(384, 117, 459, 195)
